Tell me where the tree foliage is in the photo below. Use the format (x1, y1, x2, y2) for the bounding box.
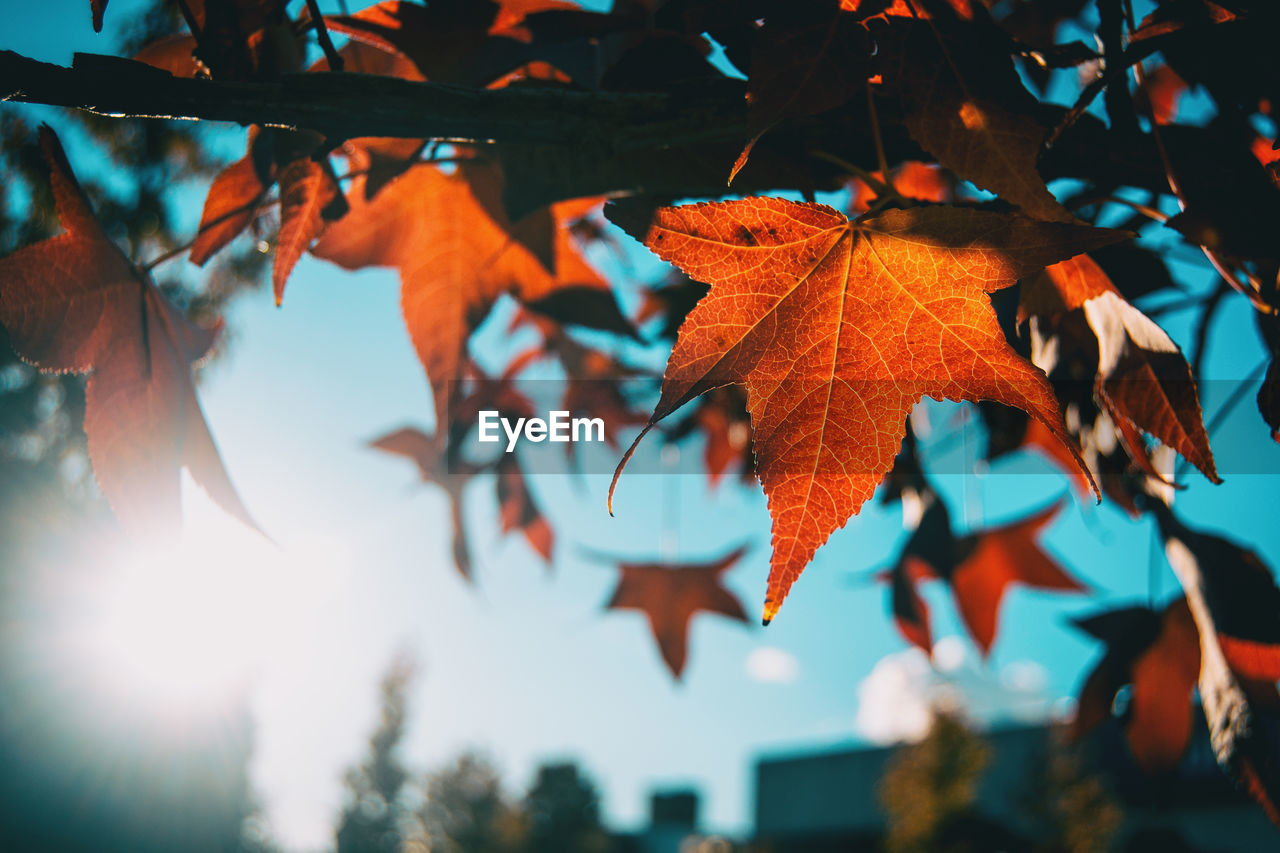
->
(3, 0, 1280, 831)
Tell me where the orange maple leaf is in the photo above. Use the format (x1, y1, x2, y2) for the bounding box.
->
(312, 161, 622, 433)
(888, 494, 1084, 655)
(598, 545, 750, 680)
(1022, 254, 1219, 483)
(609, 198, 1123, 623)
(880, 16, 1074, 222)
(189, 131, 272, 267)
(0, 127, 258, 536)
(1071, 600, 1201, 773)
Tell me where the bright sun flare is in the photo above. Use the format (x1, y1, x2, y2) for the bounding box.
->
(77, 491, 291, 717)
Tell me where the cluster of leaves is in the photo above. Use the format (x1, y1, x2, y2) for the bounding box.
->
(3, 0, 1280, 828)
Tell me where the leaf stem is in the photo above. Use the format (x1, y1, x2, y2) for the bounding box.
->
(1067, 194, 1169, 222)
(1173, 357, 1269, 479)
(304, 0, 345, 72)
(141, 192, 274, 272)
(866, 83, 891, 184)
(811, 150, 898, 204)
(1129, 60, 1275, 315)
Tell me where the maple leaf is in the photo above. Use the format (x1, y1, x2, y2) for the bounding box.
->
(0, 126, 257, 535)
(1153, 501, 1280, 824)
(274, 156, 338, 306)
(370, 426, 474, 579)
(1138, 64, 1187, 125)
(91, 0, 107, 32)
(607, 197, 1124, 623)
(1022, 254, 1219, 483)
(1131, 0, 1239, 42)
(1070, 599, 1201, 773)
(849, 161, 952, 215)
(370, 363, 546, 578)
(879, 17, 1074, 222)
(597, 545, 750, 679)
(312, 161, 625, 433)
(496, 454, 553, 564)
(887, 492, 1083, 655)
(326, 0, 584, 86)
(133, 34, 201, 78)
(730, 0, 872, 183)
(189, 132, 273, 266)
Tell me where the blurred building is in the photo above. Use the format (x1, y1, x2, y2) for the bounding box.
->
(612, 790, 737, 853)
(751, 719, 1278, 852)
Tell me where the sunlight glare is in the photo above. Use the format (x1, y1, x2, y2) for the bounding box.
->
(79, 489, 304, 718)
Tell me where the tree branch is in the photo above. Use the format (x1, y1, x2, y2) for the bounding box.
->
(0, 50, 747, 152)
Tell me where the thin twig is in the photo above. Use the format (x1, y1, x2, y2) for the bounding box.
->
(141, 192, 273, 272)
(811, 150, 899, 202)
(1067, 194, 1169, 222)
(1174, 357, 1270, 479)
(866, 83, 891, 185)
(173, 0, 203, 47)
(304, 0, 344, 72)
(1130, 60, 1275, 315)
(1190, 281, 1230, 382)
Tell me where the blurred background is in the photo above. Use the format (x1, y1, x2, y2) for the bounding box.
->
(2, 1, 1279, 851)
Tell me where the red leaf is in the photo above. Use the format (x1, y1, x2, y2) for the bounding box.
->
(949, 499, 1084, 654)
(599, 546, 750, 679)
(880, 16, 1075, 222)
(609, 198, 1121, 623)
(189, 136, 272, 267)
(1070, 599, 1201, 773)
(274, 157, 337, 306)
(313, 162, 622, 432)
(0, 127, 258, 536)
(730, 1, 872, 182)
(496, 455, 554, 564)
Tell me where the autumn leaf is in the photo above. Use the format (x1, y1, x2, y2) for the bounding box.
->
(1153, 501, 1280, 823)
(608, 197, 1123, 623)
(312, 161, 625, 432)
(370, 364, 546, 578)
(189, 133, 273, 266)
(1138, 64, 1187, 125)
(91, 0, 107, 32)
(133, 34, 201, 78)
(730, 0, 872, 183)
(326, 0, 583, 86)
(1070, 599, 1201, 773)
(849, 161, 952, 215)
(887, 492, 1083, 655)
(0, 126, 257, 535)
(1022, 254, 1219, 483)
(274, 157, 338, 306)
(496, 454, 553, 564)
(879, 16, 1074, 222)
(1131, 0, 1238, 42)
(369, 426, 474, 580)
(597, 545, 750, 679)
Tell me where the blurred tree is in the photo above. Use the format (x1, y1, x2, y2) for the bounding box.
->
(879, 713, 993, 853)
(417, 751, 528, 853)
(523, 762, 609, 853)
(335, 657, 416, 852)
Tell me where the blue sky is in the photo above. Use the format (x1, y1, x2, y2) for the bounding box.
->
(4, 1, 1280, 850)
